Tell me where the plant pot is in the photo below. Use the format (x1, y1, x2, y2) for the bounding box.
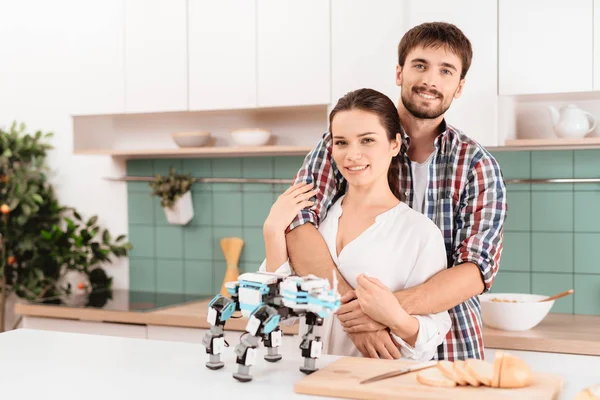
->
(164, 191, 194, 225)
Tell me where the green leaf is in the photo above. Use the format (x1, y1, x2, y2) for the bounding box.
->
(32, 194, 43, 204)
(73, 211, 82, 221)
(87, 215, 98, 227)
(116, 234, 126, 242)
(102, 229, 111, 244)
(21, 203, 31, 216)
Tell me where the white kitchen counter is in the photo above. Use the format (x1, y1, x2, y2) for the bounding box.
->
(0, 329, 598, 400)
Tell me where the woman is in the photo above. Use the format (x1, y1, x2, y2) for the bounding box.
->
(259, 88, 450, 361)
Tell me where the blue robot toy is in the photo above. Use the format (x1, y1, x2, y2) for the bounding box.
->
(201, 271, 341, 382)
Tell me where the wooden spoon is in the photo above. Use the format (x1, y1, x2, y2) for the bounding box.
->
(539, 289, 574, 302)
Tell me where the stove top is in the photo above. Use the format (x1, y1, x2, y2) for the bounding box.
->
(27, 289, 213, 312)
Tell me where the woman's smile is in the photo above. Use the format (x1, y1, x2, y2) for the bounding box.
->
(345, 165, 370, 174)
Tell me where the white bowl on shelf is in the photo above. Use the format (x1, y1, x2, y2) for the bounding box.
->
(479, 293, 554, 331)
(172, 131, 211, 148)
(230, 128, 272, 146)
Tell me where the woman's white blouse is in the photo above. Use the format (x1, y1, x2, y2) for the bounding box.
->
(259, 195, 451, 361)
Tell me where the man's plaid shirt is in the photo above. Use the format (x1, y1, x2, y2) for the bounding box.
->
(288, 121, 508, 361)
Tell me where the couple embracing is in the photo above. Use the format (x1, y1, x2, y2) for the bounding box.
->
(259, 21, 507, 362)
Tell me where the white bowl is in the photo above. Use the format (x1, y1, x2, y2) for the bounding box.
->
(230, 128, 272, 146)
(172, 131, 211, 147)
(479, 293, 554, 331)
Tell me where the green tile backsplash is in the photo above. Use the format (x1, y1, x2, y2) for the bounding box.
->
(127, 156, 305, 298)
(492, 149, 600, 315)
(128, 150, 600, 316)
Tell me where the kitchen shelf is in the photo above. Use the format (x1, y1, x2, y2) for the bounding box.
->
(499, 136, 600, 151)
(74, 145, 313, 159)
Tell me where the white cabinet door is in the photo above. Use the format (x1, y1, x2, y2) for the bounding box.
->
(125, 0, 187, 113)
(188, 0, 256, 111)
(331, 0, 406, 107)
(257, 0, 330, 107)
(407, 0, 498, 147)
(499, 0, 593, 95)
(21, 317, 147, 339)
(70, 0, 125, 116)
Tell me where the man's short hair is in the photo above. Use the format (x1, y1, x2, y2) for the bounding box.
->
(398, 22, 473, 79)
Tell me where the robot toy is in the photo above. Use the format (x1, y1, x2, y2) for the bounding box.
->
(201, 271, 341, 382)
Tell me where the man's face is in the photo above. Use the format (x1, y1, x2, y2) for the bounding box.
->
(396, 45, 465, 120)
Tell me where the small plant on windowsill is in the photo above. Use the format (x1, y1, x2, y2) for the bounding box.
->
(149, 167, 195, 225)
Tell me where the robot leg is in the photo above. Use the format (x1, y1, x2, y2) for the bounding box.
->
(299, 313, 324, 374)
(233, 333, 261, 382)
(202, 325, 226, 370)
(233, 304, 281, 381)
(202, 294, 237, 370)
(263, 327, 283, 362)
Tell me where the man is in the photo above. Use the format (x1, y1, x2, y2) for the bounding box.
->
(283, 22, 507, 361)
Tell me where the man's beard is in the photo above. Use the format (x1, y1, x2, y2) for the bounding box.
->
(401, 86, 451, 119)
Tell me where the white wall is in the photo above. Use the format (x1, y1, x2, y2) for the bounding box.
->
(0, 1, 129, 289)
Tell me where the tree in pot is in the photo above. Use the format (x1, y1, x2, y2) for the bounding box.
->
(0, 122, 132, 331)
(149, 166, 195, 225)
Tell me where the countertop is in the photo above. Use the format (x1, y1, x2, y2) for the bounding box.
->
(0, 329, 598, 400)
(16, 302, 600, 355)
(482, 313, 600, 356)
(14, 298, 300, 335)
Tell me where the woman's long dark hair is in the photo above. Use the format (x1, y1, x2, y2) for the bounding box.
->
(328, 88, 402, 200)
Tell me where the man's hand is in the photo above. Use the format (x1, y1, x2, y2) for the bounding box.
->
(348, 331, 401, 359)
(337, 291, 386, 333)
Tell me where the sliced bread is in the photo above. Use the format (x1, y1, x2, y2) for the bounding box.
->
(492, 350, 505, 388)
(453, 360, 480, 387)
(499, 353, 532, 388)
(437, 360, 467, 385)
(416, 367, 457, 388)
(465, 358, 494, 386)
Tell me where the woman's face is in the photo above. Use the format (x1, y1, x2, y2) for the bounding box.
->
(331, 109, 400, 189)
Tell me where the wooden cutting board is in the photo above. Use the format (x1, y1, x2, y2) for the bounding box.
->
(294, 357, 564, 400)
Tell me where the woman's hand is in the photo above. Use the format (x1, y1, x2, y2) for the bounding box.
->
(264, 182, 317, 234)
(355, 274, 409, 328)
(337, 290, 387, 333)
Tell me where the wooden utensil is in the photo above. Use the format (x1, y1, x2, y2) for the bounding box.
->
(539, 289, 574, 302)
(294, 357, 564, 400)
(219, 237, 244, 297)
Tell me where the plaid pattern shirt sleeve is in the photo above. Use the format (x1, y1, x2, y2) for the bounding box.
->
(287, 132, 341, 233)
(453, 154, 507, 293)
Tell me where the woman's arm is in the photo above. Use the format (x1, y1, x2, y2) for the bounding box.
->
(263, 228, 289, 273)
(259, 182, 317, 273)
(389, 230, 451, 361)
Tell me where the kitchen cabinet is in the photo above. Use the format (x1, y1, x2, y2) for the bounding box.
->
(499, 0, 593, 95)
(125, 0, 187, 113)
(188, 0, 256, 111)
(407, 0, 498, 147)
(21, 316, 147, 339)
(257, 0, 330, 108)
(70, 0, 125, 116)
(331, 0, 406, 108)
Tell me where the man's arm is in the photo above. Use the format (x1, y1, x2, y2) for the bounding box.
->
(394, 262, 483, 315)
(286, 223, 353, 294)
(395, 154, 507, 315)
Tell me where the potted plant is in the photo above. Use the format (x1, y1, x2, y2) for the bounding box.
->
(149, 167, 195, 225)
(0, 122, 132, 331)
